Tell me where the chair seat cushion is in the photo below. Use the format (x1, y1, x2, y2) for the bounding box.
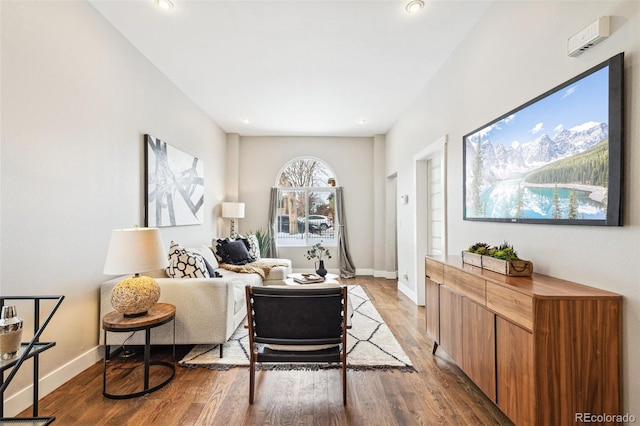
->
(256, 344, 342, 363)
(265, 343, 338, 351)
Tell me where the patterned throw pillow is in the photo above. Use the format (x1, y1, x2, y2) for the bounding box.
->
(245, 234, 261, 260)
(166, 241, 210, 278)
(215, 238, 255, 265)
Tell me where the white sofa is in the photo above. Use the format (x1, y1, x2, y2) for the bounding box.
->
(99, 245, 292, 351)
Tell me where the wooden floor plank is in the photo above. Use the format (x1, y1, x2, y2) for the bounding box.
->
(18, 277, 512, 425)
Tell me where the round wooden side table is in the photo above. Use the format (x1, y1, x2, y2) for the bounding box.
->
(102, 302, 176, 399)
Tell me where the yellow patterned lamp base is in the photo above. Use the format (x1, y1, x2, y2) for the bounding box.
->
(111, 275, 161, 317)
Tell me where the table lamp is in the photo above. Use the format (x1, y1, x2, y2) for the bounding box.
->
(103, 227, 167, 317)
(222, 202, 245, 239)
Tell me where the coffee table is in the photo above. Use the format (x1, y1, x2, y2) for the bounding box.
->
(285, 273, 340, 285)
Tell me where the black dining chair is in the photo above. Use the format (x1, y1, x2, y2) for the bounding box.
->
(245, 285, 349, 405)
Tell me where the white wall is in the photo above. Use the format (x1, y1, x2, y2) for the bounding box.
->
(236, 136, 375, 274)
(0, 1, 226, 415)
(386, 0, 639, 414)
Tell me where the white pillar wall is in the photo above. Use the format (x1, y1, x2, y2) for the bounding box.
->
(372, 134, 387, 277)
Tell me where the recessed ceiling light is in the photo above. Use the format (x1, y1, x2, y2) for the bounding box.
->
(155, 0, 174, 11)
(241, 118, 252, 124)
(405, 0, 424, 13)
(357, 119, 367, 125)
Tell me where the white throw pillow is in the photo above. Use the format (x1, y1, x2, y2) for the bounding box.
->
(196, 244, 219, 269)
(166, 241, 210, 278)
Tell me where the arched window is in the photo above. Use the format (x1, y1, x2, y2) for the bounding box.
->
(275, 157, 337, 247)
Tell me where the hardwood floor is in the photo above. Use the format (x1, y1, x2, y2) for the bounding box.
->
(21, 277, 513, 425)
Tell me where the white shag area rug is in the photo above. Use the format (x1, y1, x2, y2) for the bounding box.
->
(179, 285, 414, 371)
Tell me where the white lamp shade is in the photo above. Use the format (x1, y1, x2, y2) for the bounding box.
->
(222, 202, 245, 219)
(103, 227, 167, 275)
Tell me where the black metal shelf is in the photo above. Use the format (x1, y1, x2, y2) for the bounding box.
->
(0, 417, 55, 425)
(0, 343, 56, 371)
(0, 296, 64, 425)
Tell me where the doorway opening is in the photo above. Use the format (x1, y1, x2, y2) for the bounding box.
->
(414, 135, 448, 305)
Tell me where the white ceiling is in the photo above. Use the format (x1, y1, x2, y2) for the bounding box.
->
(89, 0, 492, 137)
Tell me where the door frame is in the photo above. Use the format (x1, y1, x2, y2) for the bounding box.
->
(413, 135, 448, 306)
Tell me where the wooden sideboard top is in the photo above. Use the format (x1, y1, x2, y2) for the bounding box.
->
(426, 255, 621, 300)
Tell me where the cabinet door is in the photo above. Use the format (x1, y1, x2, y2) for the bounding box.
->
(496, 316, 534, 426)
(462, 297, 496, 402)
(439, 286, 462, 364)
(425, 277, 440, 344)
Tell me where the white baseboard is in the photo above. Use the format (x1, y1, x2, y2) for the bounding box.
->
(397, 280, 418, 304)
(4, 346, 102, 417)
(374, 270, 397, 279)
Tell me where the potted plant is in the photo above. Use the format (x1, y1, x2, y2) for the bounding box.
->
(305, 241, 332, 277)
(250, 228, 272, 258)
(462, 242, 490, 267)
(464, 241, 533, 276)
(327, 177, 336, 187)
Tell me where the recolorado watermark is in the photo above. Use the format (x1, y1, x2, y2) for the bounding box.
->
(576, 412, 636, 423)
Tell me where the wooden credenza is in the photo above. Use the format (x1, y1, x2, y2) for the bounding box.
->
(425, 255, 621, 426)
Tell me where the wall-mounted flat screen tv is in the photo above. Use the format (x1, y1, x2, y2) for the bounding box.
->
(463, 53, 624, 226)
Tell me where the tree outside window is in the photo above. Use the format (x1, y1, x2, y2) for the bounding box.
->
(276, 158, 336, 247)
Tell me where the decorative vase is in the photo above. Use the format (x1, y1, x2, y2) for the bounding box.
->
(315, 260, 327, 277)
(0, 305, 23, 360)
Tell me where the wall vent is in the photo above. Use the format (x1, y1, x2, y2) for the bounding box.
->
(567, 16, 610, 57)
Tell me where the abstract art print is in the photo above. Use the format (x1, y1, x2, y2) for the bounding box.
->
(145, 134, 204, 227)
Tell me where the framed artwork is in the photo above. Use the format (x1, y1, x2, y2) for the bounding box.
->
(144, 134, 204, 227)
